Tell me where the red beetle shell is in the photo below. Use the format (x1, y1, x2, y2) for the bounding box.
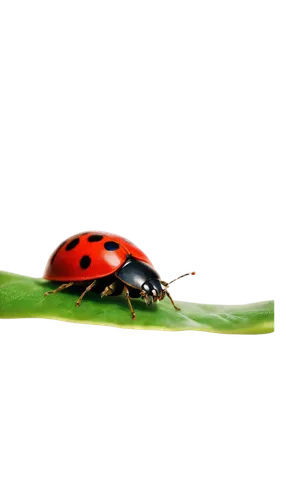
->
(43, 231, 153, 282)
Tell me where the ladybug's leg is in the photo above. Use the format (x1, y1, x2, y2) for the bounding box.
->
(101, 281, 136, 319)
(100, 282, 117, 298)
(165, 290, 181, 311)
(123, 285, 136, 320)
(75, 280, 97, 307)
(44, 282, 74, 296)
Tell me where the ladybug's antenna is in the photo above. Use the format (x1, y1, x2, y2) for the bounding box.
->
(163, 269, 199, 288)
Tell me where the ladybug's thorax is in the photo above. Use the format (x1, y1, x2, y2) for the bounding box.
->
(115, 257, 165, 304)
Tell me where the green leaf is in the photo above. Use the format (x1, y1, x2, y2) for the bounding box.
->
(0, 271, 274, 334)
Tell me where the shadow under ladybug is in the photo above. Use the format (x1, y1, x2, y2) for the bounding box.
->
(45, 257, 197, 320)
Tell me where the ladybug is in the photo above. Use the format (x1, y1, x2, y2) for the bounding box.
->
(43, 231, 195, 320)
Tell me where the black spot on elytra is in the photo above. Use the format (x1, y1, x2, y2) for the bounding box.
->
(88, 234, 103, 242)
(104, 241, 120, 251)
(80, 255, 91, 269)
(66, 237, 80, 251)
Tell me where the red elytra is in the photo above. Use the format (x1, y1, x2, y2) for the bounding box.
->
(43, 231, 153, 282)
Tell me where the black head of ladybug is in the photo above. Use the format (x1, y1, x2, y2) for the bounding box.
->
(140, 278, 165, 305)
